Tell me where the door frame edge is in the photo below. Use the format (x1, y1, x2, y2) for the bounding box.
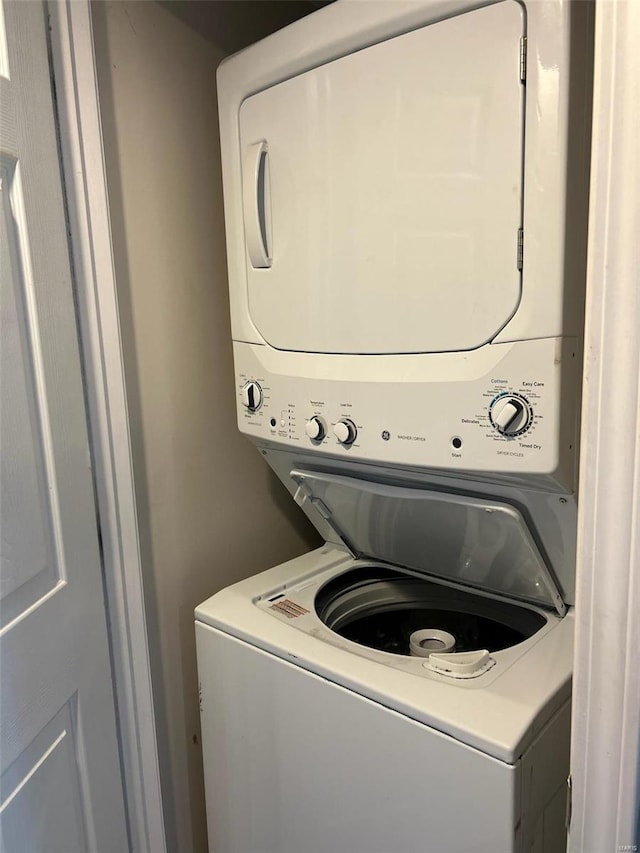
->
(46, 2, 166, 851)
(570, 0, 640, 849)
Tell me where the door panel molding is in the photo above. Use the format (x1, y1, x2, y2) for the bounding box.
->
(0, 154, 65, 630)
(1, 700, 90, 853)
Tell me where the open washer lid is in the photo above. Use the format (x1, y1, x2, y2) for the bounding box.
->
(291, 469, 566, 616)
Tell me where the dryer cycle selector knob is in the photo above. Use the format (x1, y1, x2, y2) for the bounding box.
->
(489, 394, 533, 437)
(333, 418, 357, 445)
(305, 416, 326, 441)
(241, 380, 263, 412)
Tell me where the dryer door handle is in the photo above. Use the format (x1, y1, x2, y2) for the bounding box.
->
(242, 141, 272, 268)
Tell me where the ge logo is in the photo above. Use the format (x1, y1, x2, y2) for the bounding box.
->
(381, 430, 391, 441)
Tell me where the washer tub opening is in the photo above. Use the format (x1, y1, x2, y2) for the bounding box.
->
(315, 566, 547, 657)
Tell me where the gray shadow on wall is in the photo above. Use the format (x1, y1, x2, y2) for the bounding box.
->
(91, 4, 324, 851)
(90, 6, 179, 852)
(161, 0, 332, 54)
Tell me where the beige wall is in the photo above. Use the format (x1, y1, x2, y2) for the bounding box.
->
(92, 3, 320, 850)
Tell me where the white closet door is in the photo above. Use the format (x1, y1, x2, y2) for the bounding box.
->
(240, 1, 524, 355)
(0, 2, 128, 850)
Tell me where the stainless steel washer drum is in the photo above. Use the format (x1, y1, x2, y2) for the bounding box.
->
(315, 566, 546, 657)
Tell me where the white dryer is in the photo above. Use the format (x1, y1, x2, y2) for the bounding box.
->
(197, 1, 593, 851)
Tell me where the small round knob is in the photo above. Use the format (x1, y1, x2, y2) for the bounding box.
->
(241, 380, 263, 412)
(333, 418, 357, 445)
(305, 416, 326, 441)
(489, 394, 532, 436)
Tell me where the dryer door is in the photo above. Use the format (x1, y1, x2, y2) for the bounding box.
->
(239, 1, 525, 355)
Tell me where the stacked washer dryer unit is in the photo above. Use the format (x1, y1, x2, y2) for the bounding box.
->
(196, 1, 593, 851)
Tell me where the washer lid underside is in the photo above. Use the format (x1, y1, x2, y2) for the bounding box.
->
(291, 469, 566, 616)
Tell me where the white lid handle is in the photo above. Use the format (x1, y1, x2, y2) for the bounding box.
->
(426, 649, 495, 679)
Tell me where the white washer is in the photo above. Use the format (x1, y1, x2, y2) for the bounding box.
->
(197, 457, 573, 852)
(196, 557, 572, 853)
(197, 1, 593, 851)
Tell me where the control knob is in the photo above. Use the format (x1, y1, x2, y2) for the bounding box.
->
(333, 418, 357, 445)
(489, 394, 532, 436)
(241, 380, 263, 412)
(305, 416, 326, 441)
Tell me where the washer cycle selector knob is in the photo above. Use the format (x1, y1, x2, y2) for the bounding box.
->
(241, 380, 263, 412)
(305, 416, 326, 441)
(489, 394, 532, 436)
(333, 419, 357, 445)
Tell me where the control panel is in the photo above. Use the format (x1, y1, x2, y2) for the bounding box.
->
(234, 337, 579, 489)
